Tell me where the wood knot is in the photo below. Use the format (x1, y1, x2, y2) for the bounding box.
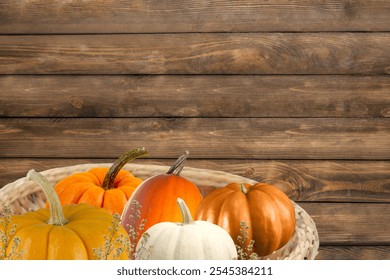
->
(151, 121, 161, 129)
(244, 167, 255, 177)
(70, 97, 83, 109)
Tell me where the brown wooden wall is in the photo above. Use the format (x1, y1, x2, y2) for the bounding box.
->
(0, 0, 389, 260)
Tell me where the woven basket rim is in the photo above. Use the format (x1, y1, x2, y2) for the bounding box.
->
(0, 163, 319, 260)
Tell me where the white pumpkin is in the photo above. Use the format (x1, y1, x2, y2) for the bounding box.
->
(135, 198, 238, 260)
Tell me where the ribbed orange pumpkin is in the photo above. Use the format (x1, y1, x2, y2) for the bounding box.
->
(195, 182, 296, 257)
(121, 151, 203, 246)
(52, 147, 147, 215)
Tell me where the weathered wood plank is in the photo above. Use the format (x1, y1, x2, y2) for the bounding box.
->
(300, 202, 390, 245)
(1, 75, 389, 118)
(0, 118, 389, 159)
(0, 0, 389, 33)
(317, 246, 390, 260)
(0, 33, 389, 74)
(1, 159, 389, 203)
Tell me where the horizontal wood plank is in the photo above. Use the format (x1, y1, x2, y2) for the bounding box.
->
(0, 118, 389, 160)
(317, 246, 390, 260)
(0, 159, 389, 203)
(0, 33, 389, 74)
(301, 202, 390, 245)
(1, 75, 389, 118)
(0, 0, 389, 33)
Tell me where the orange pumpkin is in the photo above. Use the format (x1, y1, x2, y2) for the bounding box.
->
(52, 147, 147, 215)
(195, 182, 296, 257)
(121, 151, 203, 246)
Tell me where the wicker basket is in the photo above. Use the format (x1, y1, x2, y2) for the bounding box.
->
(0, 163, 319, 260)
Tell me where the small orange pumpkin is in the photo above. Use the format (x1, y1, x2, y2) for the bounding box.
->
(195, 182, 296, 257)
(52, 147, 147, 215)
(121, 151, 203, 246)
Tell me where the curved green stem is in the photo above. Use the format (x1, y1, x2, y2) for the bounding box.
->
(167, 151, 189, 175)
(27, 169, 68, 226)
(102, 147, 148, 190)
(177, 198, 194, 225)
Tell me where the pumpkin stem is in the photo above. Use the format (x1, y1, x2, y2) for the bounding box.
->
(167, 151, 189, 176)
(102, 147, 148, 190)
(27, 169, 68, 226)
(177, 198, 194, 225)
(240, 184, 248, 194)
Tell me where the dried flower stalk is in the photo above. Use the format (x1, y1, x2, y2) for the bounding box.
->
(123, 200, 152, 259)
(236, 221, 258, 260)
(94, 200, 152, 260)
(0, 205, 23, 260)
(93, 213, 131, 260)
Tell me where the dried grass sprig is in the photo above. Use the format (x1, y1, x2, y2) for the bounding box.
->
(123, 200, 152, 259)
(94, 200, 152, 260)
(133, 232, 153, 260)
(236, 221, 258, 260)
(93, 213, 131, 260)
(0, 205, 23, 260)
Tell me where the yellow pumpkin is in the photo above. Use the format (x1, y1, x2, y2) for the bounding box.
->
(0, 170, 130, 260)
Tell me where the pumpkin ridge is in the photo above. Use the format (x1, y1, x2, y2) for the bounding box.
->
(88, 168, 108, 186)
(44, 225, 55, 260)
(77, 185, 104, 208)
(76, 183, 101, 203)
(223, 192, 253, 247)
(116, 176, 142, 189)
(115, 170, 138, 186)
(102, 189, 127, 215)
(265, 190, 288, 249)
(55, 173, 98, 195)
(59, 182, 96, 205)
(170, 225, 184, 259)
(116, 186, 137, 200)
(60, 182, 95, 204)
(10, 223, 51, 259)
(10, 218, 40, 238)
(115, 187, 129, 199)
(62, 225, 90, 259)
(19, 209, 50, 223)
(62, 204, 101, 221)
(197, 188, 235, 217)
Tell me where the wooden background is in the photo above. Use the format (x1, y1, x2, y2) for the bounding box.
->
(0, 1, 389, 259)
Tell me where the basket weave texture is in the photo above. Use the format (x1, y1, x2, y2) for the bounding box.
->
(0, 163, 319, 260)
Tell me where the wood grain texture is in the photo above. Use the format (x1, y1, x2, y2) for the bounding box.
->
(0, 118, 389, 159)
(0, 0, 389, 33)
(317, 246, 390, 260)
(1, 33, 389, 74)
(301, 202, 390, 245)
(1, 159, 389, 203)
(1, 75, 389, 118)
(0, 0, 389, 261)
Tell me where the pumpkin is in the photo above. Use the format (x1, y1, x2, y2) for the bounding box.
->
(52, 147, 147, 215)
(0, 170, 130, 260)
(121, 151, 203, 246)
(195, 182, 296, 257)
(136, 198, 237, 260)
